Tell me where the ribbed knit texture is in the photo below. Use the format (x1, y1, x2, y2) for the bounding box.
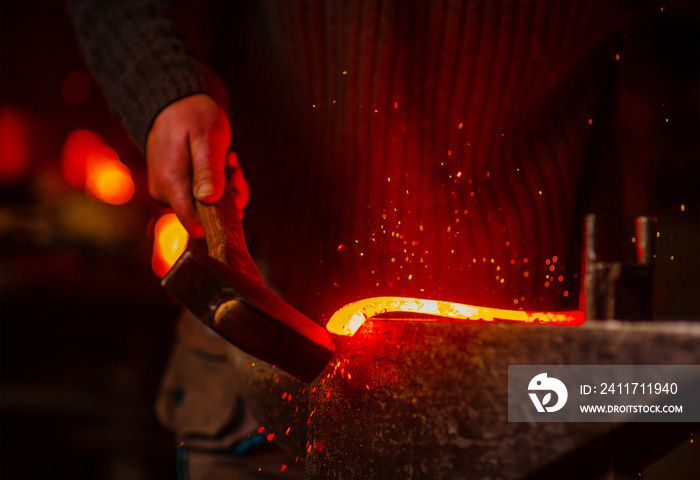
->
(68, 0, 229, 151)
(69, 1, 658, 321)
(220, 1, 638, 320)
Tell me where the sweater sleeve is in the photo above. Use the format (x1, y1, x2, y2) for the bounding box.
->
(66, 0, 229, 152)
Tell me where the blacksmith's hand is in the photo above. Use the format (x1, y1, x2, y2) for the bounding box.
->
(146, 94, 249, 237)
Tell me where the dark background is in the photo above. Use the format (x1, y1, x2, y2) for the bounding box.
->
(1, 1, 178, 478)
(1, 1, 698, 479)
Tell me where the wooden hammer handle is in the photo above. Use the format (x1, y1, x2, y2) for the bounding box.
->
(196, 184, 264, 283)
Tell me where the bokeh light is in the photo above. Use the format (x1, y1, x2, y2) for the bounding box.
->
(84, 149, 135, 205)
(61, 129, 104, 189)
(61, 129, 135, 205)
(0, 106, 32, 184)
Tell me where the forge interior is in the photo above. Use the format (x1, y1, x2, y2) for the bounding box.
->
(1, 1, 698, 479)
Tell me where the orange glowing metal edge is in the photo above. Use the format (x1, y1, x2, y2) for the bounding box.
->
(152, 213, 189, 278)
(326, 297, 584, 336)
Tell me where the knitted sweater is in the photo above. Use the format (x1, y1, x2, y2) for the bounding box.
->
(69, 1, 676, 321)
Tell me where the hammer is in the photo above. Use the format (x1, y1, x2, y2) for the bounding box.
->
(161, 185, 335, 382)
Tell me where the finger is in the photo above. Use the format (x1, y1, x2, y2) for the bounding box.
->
(153, 163, 204, 238)
(227, 151, 250, 211)
(190, 108, 231, 204)
(147, 129, 203, 236)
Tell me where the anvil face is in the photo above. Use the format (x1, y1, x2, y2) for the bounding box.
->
(310, 320, 700, 479)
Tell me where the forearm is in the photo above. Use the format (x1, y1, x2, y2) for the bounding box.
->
(67, 0, 228, 151)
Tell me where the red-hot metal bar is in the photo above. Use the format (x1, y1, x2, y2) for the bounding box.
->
(326, 296, 584, 336)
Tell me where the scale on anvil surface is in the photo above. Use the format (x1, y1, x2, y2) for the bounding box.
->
(162, 197, 699, 479)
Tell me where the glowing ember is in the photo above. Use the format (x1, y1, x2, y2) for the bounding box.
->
(326, 297, 584, 336)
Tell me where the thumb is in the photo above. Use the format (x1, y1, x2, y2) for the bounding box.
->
(190, 105, 231, 204)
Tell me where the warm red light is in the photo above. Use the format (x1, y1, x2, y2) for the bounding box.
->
(62, 130, 135, 205)
(326, 296, 584, 336)
(84, 147, 134, 205)
(0, 106, 32, 184)
(151, 213, 189, 278)
(61, 129, 103, 189)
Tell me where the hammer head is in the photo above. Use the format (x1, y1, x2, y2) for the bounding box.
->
(162, 249, 335, 382)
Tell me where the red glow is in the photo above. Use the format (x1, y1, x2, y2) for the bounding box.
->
(61, 129, 104, 189)
(326, 297, 584, 336)
(151, 213, 189, 278)
(84, 147, 134, 205)
(0, 107, 32, 183)
(62, 129, 134, 204)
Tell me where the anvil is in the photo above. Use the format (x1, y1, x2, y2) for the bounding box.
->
(219, 317, 700, 479)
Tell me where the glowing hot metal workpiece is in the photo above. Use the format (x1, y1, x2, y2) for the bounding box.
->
(326, 296, 584, 336)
